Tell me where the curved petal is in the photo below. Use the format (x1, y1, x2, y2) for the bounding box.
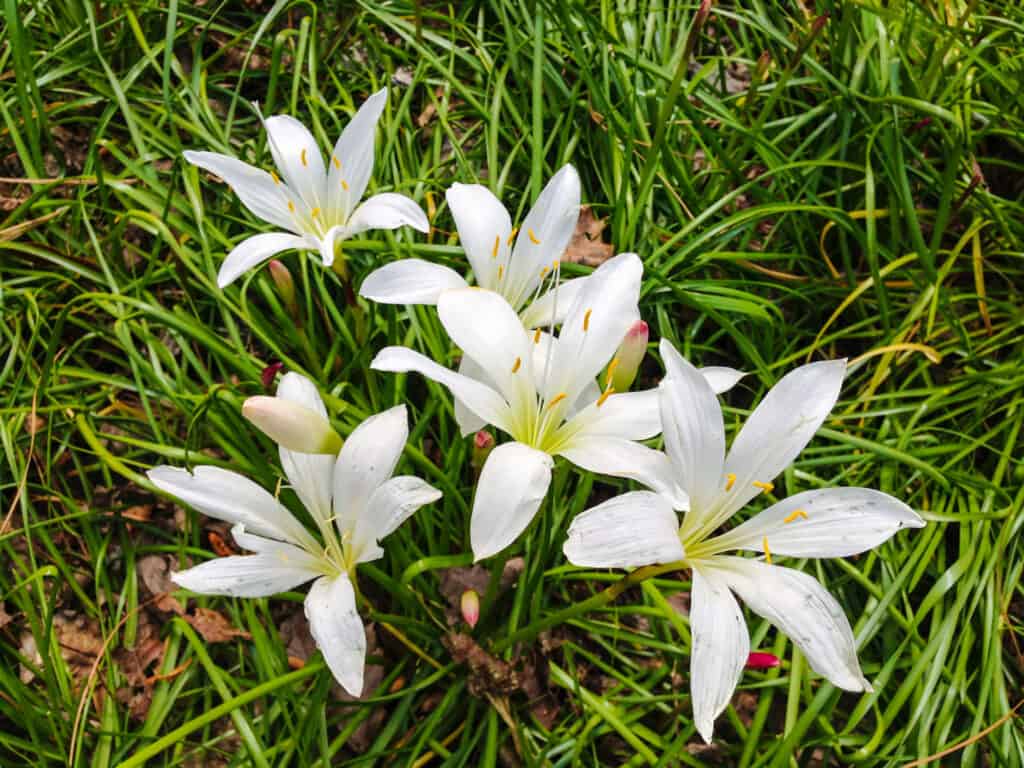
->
(147, 465, 317, 551)
(275, 373, 335, 527)
(506, 165, 580, 308)
(263, 114, 327, 212)
(470, 442, 553, 561)
(345, 193, 429, 237)
(445, 182, 512, 292)
(328, 88, 386, 220)
(563, 491, 683, 568)
(437, 288, 535, 415)
(359, 259, 468, 305)
(453, 355, 490, 437)
(184, 150, 296, 233)
(544, 253, 642, 403)
(217, 232, 310, 288)
(568, 388, 661, 441)
(557, 436, 688, 509)
(712, 488, 924, 559)
(711, 556, 872, 692)
(519, 276, 587, 330)
(305, 574, 366, 696)
(171, 552, 320, 598)
(699, 366, 745, 395)
(371, 346, 513, 434)
(317, 225, 345, 268)
(722, 359, 847, 518)
(659, 339, 726, 531)
(353, 476, 442, 563)
(689, 565, 750, 744)
(333, 405, 407, 538)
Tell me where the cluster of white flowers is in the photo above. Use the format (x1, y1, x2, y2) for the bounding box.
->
(153, 89, 924, 741)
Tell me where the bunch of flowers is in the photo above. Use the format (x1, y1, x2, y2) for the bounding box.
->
(152, 88, 924, 740)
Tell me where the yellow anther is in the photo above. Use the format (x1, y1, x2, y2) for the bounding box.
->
(332, 155, 341, 169)
(552, 259, 560, 270)
(583, 308, 593, 332)
(507, 228, 518, 246)
(498, 265, 504, 280)
(301, 148, 308, 167)
(341, 179, 350, 191)
(763, 537, 772, 564)
(547, 392, 568, 410)
(491, 235, 500, 259)
(596, 386, 616, 407)
(511, 356, 521, 373)
(725, 473, 736, 491)
(540, 266, 549, 278)
(605, 357, 620, 388)
(270, 170, 281, 185)
(753, 481, 775, 493)
(783, 510, 808, 524)
(311, 207, 321, 218)
(527, 228, 540, 244)
(287, 200, 296, 212)
(533, 328, 542, 344)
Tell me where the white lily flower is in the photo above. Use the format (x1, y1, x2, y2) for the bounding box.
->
(563, 340, 925, 742)
(370, 253, 734, 561)
(148, 373, 441, 695)
(184, 89, 429, 288)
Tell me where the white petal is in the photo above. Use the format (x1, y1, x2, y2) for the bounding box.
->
(371, 346, 513, 434)
(545, 253, 642, 403)
(714, 488, 925, 559)
(505, 165, 580, 308)
(217, 232, 310, 288)
(689, 565, 750, 744)
(722, 359, 847, 517)
(563, 491, 684, 568)
(699, 366, 745, 395)
(305, 575, 366, 696)
(275, 373, 335, 526)
(445, 182, 512, 293)
(471, 442, 553, 560)
(519, 276, 587, 329)
(437, 288, 536, 415)
(659, 339, 726, 525)
(184, 150, 296, 233)
(328, 88, 386, 220)
(557, 436, 688, 509)
(317, 225, 345, 267)
(172, 553, 320, 598)
(569, 388, 661, 441)
(353, 476, 442, 563)
(333, 405, 407, 538)
(712, 556, 872, 692)
(453, 355, 490, 437)
(147, 465, 316, 551)
(263, 114, 327, 212)
(359, 259, 467, 305)
(345, 193, 429, 237)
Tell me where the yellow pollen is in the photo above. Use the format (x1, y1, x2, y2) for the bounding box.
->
(270, 170, 281, 184)
(341, 179, 350, 191)
(498, 265, 504, 280)
(547, 392, 568, 410)
(300, 148, 308, 167)
(540, 266, 549, 278)
(491, 235, 500, 259)
(507, 228, 518, 246)
(763, 537, 772, 564)
(596, 386, 616, 407)
(583, 308, 593, 331)
(311, 207, 321, 218)
(511, 356, 521, 373)
(332, 155, 341, 169)
(528, 228, 540, 244)
(605, 357, 620, 388)
(725, 473, 736, 490)
(552, 259, 560, 270)
(783, 510, 808, 524)
(287, 200, 295, 212)
(753, 481, 775, 493)
(533, 328, 542, 344)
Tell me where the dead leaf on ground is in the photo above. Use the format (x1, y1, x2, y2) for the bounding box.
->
(443, 633, 520, 696)
(0, 603, 13, 629)
(564, 206, 614, 266)
(137, 554, 185, 614)
(438, 557, 524, 626)
(185, 608, 251, 644)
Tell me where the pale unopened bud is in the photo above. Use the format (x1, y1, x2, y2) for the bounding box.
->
(268, 260, 300, 320)
(745, 652, 780, 670)
(242, 396, 342, 454)
(608, 321, 648, 392)
(461, 589, 480, 628)
(471, 430, 495, 472)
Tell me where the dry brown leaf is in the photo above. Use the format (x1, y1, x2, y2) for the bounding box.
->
(0, 603, 13, 629)
(444, 633, 520, 696)
(438, 557, 524, 625)
(137, 554, 185, 614)
(185, 607, 251, 644)
(564, 206, 614, 266)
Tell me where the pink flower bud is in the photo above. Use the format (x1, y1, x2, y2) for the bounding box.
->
(471, 430, 495, 471)
(745, 652, 780, 670)
(460, 589, 480, 628)
(268, 260, 296, 304)
(242, 396, 343, 454)
(608, 321, 648, 392)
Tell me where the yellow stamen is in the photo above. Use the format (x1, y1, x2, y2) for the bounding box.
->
(300, 148, 308, 167)
(498, 265, 504, 280)
(270, 170, 281, 185)
(753, 481, 774, 493)
(783, 510, 808, 524)
(491, 235, 500, 259)
(511, 356, 521, 373)
(287, 200, 295, 213)
(332, 155, 341, 169)
(763, 537, 772, 564)
(552, 259, 560, 270)
(507, 228, 518, 246)
(583, 308, 593, 332)
(725, 473, 736, 490)
(596, 386, 616, 407)
(311, 207, 321, 218)
(547, 392, 568, 410)
(341, 179, 350, 191)
(605, 357, 620, 388)
(533, 328, 542, 344)
(527, 228, 540, 244)
(540, 266, 549, 278)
